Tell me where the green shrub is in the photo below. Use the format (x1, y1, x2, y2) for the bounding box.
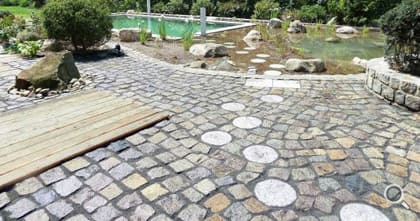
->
(165, 0, 189, 14)
(190, 0, 215, 15)
(42, 0, 112, 51)
(18, 0, 32, 7)
(217, 1, 246, 17)
(297, 4, 327, 23)
(16, 29, 40, 41)
(152, 2, 166, 13)
(380, 0, 419, 75)
(252, 0, 280, 19)
(17, 40, 41, 57)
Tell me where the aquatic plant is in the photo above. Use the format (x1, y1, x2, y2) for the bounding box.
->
(182, 17, 194, 51)
(326, 21, 336, 36)
(362, 26, 369, 36)
(158, 15, 167, 40)
(282, 19, 290, 33)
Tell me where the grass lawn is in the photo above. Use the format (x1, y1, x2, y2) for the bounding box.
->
(0, 6, 40, 18)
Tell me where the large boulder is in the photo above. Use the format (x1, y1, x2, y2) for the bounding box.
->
(243, 30, 263, 42)
(269, 18, 282, 29)
(15, 51, 80, 90)
(189, 43, 228, 57)
(336, 26, 358, 34)
(287, 20, 306, 33)
(213, 59, 238, 71)
(119, 28, 152, 42)
(285, 58, 326, 73)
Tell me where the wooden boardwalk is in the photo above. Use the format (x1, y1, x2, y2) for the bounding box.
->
(0, 91, 169, 189)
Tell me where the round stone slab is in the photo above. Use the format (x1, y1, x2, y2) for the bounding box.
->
(224, 42, 235, 45)
(269, 64, 286, 69)
(340, 203, 390, 221)
(236, 51, 249, 55)
(233, 117, 262, 129)
(264, 70, 282, 76)
(256, 54, 270, 58)
(201, 131, 232, 146)
(226, 45, 236, 49)
(222, 103, 245, 111)
(244, 47, 256, 51)
(250, 58, 266, 64)
(255, 179, 297, 207)
(243, 145, 278, 163)
(261, 95, 284, 103)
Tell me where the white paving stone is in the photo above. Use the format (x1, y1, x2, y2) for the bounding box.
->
(254, 179, 297, 207)
(264, 70, 282, 76)
(224, 42, 235, 45)
(269, 64, 286, 69)
(235, 51, 249, 55)
(243, 145, 278, 163)
(261, 95, 284, 103)
(244, 47, 256, 51)
(245, 79, 273, 88)
(233, 117, 262, 129)
(272, 80, 301, 89)
(256, 54, 270, 58)
(250, 58, 266, 64)
(201, 131, 232, 146)
(340, 203, 390, 221)
(221, 103, 245, 111)
(225, 45, 236, 49)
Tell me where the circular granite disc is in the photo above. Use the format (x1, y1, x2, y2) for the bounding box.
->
(224, 42, 235, 45)
(222, 103, 246, 111)
(255, 179, 297, 207)
(251, 58, 266, 64)
(233, 117, 262, 129)
(340, 203, 390, 221)
(243, 145, 278, 163)
(269, 64, 286, 69)
(244, 47, 256, 51)
(226, 45, 236, 49)
(201, 131, 232, 146)
(256, 54, 270, 58)
(261, 95, 284, 103)
(264, 70, 282, 76)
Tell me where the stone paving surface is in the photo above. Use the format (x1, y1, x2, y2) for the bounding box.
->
(0, 51, 419, 221)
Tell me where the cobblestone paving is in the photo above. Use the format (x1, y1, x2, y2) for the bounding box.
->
(0, 51, 419, 221)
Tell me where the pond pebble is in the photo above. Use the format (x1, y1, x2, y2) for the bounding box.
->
(224, 42, 235, 45)
(340, 203, 390, 221)
(269, 64, 286, 69)
(233, 117, 262, 129)
(264, 70, 282, 76)
(255, 179, 297, 207)
(236, 51, 249, 55)
(243, 145, 278, 163)
(225, 45, 236, 49)
(256, 54, 270, 58)
(261, 95, 284, 103)
(222, 103, 245, 111)
(250, 59, 266, 64)
(201, 131, 232, 146)
(244, 47, 256, 51)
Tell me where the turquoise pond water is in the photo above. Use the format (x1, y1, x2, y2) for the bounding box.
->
(112, 15, 234, 37)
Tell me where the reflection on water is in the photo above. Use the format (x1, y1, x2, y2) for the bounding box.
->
(206, 27, 385, 74)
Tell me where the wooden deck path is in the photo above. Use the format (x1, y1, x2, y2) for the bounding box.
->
(0, 91, 169, 189)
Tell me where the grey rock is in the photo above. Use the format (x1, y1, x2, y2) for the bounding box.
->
(185, 167, 212, 181)
(46, 200, 73, 218)
(336, 26, 358, 34)
(314, 196, 336, 213)
(92, 205, 121, 221)
(4, 198, 37, 219)
(178, 204, 207, 221)
(189, 61, 207, 69)
(85, 173, 113, 191)
(75, 164, 100, 179)
(69, 187, 95, 205)
(287, 20, 306, 33)
(24, 209, 49, 221)
(156, 194, 186, 215)
(53, 176, 82, 197)
(243, 30, 263, 41)
(318, 178, 341, 192)
(286, 59, 326, 73)
(32, 188, 58, 206)
(119, 28, 151, 42)
(291, 167, 316, 181)
(109, 163, 134, 180)
(117, 192, 143, 210)
(39, 167, 66, 185)
(272, 209, 298, 221)
(0, 192, 10, 209)
(189, 43, 228, 58)
(269, 18, 282, 29)
(83, 195, 107, 213)
(108, 140, 131, 152)
(405, 94, 420, 111)
(130, 204, 155, 221)
(224, 202, 251, 221)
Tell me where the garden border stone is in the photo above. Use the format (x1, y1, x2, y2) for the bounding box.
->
(365, 58, 420, 111)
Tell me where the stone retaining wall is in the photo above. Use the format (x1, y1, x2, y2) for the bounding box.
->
(366, 58, 420, 111)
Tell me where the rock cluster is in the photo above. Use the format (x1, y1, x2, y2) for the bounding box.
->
(285, 58, 326, 73)
(287, 20, 306, 33)
(118, 28, 152, 42)
(189, 43, 228, 58)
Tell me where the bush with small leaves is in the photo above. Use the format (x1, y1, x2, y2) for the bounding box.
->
(252, 0, 280, 19)
(42, 0, 112, 51)
(380, 0, 419, 75)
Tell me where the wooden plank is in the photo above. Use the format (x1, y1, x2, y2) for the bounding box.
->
(0, 91, 109, 124)
(0, 100, 138, 150)
(0, 95, 122, 136)
(0, 108, 157, 174)
(0, 105, 153, 165)
(0, 112, 169, 189)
